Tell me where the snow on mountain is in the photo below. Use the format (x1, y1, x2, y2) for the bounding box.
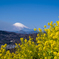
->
(13, 22, 29, 30)
(12, 22, 38, 34)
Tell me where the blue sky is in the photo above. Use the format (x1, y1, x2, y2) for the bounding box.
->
(0, 0, 59, 31)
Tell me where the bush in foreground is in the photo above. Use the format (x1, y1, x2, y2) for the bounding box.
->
(0, 21, 59, 59)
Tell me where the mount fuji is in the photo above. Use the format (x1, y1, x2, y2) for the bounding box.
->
(11, 22, 38, 34)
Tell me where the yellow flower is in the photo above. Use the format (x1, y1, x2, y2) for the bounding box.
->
(57, 21, 59, 26)
(1, 45, 4, 48)
(49, 27, 52, 29)
(4, 56, 6, 59)
(44, 29, 47, 32)
(37, 34, 40, 37)
(38, 47, 42, 51)
(32, 42, 34, 44)
(54, 56, 57, 59)
(51, 21, 53, 24)
(6, 50, 10, 54)
(0, 54, 2, 57)
(50, 23, 53, 26)
(24, 39, 27, 43)
(53, 52, 57, 55)
(48, 31, 51, 35)
(18, 43, 20, 46)
(57, 53, 59, 56)
(44, 25, 47, 28)
(25, 54, 27, 57)
(42, 37, 45, 39)
(29, 36, 31, 38)
(38, 28, 42, 32)
(50, 40, 53, 44)
(34, 28, 37, 31)
(53, 36, 56, 39)
(20, 38, 24, 42)
(2, 49, 5, 53)
(29, 38, 32, 41)
(51, 44, 54, 47)
(1, 48, 3, 50)
(48, 22, 50, 25)
(56, 32, 59, 36)
(31, 56, 33, 59)
(50, 33, 53, 37)
(37, 40, 41, 44)
(43, 53, 46, 56)
(0, 50, 1, 52)
(36, 45, 38, 48)
(38, 37, 41, 39)
(45, 57, 47, 59)
(54, 23, 56, 26)
(38, 53, 40, 55)
(28, 40, 31, 45)
(4, 44, 7, 47)
(36, 37, 38, 41)
(30, 51, 32, 53)
(15, 43, 17, 45)
(55, 26, 59, 31)
(43, 47, 46, 50)
(44, 33, 46, 36)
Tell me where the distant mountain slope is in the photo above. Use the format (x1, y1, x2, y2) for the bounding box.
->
(0, 30, 38, 45)
(14, 28, 38, 34)
(0, 30, 46, 49)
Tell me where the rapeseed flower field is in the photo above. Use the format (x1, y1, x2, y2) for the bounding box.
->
(0, 21, 59, 59)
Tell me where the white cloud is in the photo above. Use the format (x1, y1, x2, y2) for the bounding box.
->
(13, 22, 29, 30)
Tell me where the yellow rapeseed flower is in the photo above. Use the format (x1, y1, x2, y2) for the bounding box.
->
(44, 25, 47, 28)
(55, 26, 59, 31)
(56, 32, 59, 36)
(0, 54, 2, 57)
(43, 53, 46, 56)
(15, 43, 17, 45)
(56, 21, 59, 26)
(2, 49, 5, 53)
(44, 33, 46, 37)
(53, 52, 57, 55)
(48, 22, 50, 25)
(36, 37, 38, 41)
(54, 56, 57, 59)
(44, 29, 47, 32)
(18, 43, 20, 46)
(4, 44, 7, 47)
(51, 21, 53, 24)
(38, 53, 40, 55)
(50, 23, 53, 26)
(54, 23, 56, 26)
(24, 39, 27, 43)
(37, 34, 40, 37)
(4, 56, 6, 59)
(29, 36, 31, 38)
(38, 28, 42, 32)
(45, 57, 47, 59)
(0, 50, 1, 52)
(30, 51, 32, 53)
(53, 36, 56, 39)
(50, 33, 53, 37)
(57, 53, 59, 56)
(20, 38, 24, 42)
(37, 40, 41, 44)
(34, 28, 37, 31)
(32, 42, 34, 44)
(49, 27, 52, 29)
